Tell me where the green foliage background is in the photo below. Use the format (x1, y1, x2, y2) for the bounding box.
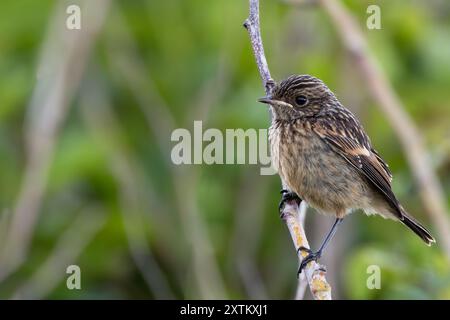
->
(0, 0, 449, 299)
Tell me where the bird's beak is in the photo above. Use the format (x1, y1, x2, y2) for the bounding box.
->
(258, 97, 276, 105)
(258, 97, 293, 109)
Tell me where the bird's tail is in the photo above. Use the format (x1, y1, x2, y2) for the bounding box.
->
(400, 208, 435, 246)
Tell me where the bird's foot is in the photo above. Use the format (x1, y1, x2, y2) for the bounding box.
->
(296, 246, 322, 277)
(279, 189, 302, 217)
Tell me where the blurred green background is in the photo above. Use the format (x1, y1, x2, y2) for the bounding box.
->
(0, 0, 449, 299)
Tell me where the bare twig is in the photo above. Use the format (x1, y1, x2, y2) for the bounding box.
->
(284, 201, 332, 300)
(0, 0, 111, 282)
(295, 203, 309, 300)
(317, 0, 450, 257)
(243, 0, 275, 96)
(295, 271, 309, 300)
(244, 0, 332, 300)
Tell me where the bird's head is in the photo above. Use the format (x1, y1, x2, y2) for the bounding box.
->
(258, 74, 336, 120)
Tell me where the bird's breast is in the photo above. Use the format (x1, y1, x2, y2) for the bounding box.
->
(269, 120, 315, 188)
(269, 120, 367, 213)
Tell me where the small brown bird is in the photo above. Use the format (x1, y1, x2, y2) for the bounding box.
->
(259, 74, 435, 274)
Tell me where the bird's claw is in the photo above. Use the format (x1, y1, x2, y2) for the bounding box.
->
(296, 246, 322, 277)
(278, 189, 301, 216)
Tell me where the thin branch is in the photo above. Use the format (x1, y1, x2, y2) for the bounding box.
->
(244, 0, 332, 300)
(284, 201, 332, 300)
(317, 0, 450, 257)
(295, 203, 309, 300)
(243, 0, 275, 96)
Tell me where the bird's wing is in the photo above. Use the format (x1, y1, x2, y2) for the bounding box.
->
(312, 112, 402, 219)
(371, 147, 393, 181)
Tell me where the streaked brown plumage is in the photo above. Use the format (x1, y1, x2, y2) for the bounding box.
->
(259, 74, 435, 273)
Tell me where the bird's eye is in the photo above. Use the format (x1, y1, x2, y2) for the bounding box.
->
(295, 95, 308, 106)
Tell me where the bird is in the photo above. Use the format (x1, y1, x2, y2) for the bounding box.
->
(258, 74, 435, 275)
